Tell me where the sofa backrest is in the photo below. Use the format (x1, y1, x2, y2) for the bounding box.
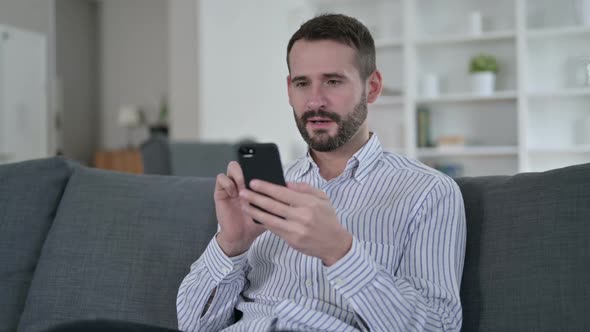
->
(16, 165, 218, 332)
(456, 163, 590, 332)
(4, 157, 589, 332)
(140, 135, 237, 178)
(0, 158, 73, 332)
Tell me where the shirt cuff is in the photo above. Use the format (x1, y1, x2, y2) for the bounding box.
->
(324, 237, 377, 298)
(200, 234, 249, 283)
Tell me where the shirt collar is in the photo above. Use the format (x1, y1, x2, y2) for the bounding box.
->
(293, 133, 383, 183)
(348, 133, 383, 183)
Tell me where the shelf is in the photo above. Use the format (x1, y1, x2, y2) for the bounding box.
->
(375, 38, 403, 49)
(373, 95, 404, 106)
(527, 26, 590, 39)
(528, 88, 590, 99)
(304, 0, 588, 175)
(417, 146, 519, 157)
(415, 30, 516, 46)
(527, 146, 590, 154)
(416, 91, 518, 104)
(309, 0, 366, 4)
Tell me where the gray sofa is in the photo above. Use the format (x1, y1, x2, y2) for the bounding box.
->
(139, 134, 243, 177)
(1, 157, 588, 332)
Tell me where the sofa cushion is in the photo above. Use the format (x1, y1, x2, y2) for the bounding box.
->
(170, 142, 236, 177)
(18, 167, 217, 332)
(456, 163, 590, 332)
(0, 158, 72, 332)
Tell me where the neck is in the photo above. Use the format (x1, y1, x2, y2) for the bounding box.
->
(310, 126, 371, 181)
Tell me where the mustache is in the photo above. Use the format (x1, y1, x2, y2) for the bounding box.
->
(301, 109, 341, 123)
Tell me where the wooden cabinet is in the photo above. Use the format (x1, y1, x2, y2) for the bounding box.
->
(93, 149, 143, 174)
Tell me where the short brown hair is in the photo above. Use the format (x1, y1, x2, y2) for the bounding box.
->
(287, 14, 376, 80)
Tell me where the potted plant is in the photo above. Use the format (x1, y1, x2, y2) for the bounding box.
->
(469, 54, 498, 96)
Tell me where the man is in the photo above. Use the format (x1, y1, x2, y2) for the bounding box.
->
(177, 14, 466, 332)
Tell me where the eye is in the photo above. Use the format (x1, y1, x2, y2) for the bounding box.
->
(327, 79, 341, 85)
(294, 81, 308, 88)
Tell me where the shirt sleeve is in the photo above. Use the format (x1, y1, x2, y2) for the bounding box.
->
(177, 235, 250, 332)
(325, 178, 466, 332)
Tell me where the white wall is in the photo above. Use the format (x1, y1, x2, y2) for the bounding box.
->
(192, 0, 310, 162)
(0, 0, 52, 34)
(169, 0, 199, 141)
(99, 0, 168, 150)
(55, 0, 99, 165)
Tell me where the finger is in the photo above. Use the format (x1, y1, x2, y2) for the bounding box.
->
(286, 182, 328, 199)
(227, 161, 246, 192)
(241, 203, 295, 235)
(249, 179, 309, 206)
(239, 189, 292, 219)
(216, 173, 238, 198)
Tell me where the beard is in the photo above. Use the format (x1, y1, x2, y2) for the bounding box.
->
(293, 93, 368, 152)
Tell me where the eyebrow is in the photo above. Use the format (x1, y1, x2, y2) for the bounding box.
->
(290, 73, 347, 83)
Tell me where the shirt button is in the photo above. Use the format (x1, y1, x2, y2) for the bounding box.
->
(305, 279, 313, 287)
(335, 278, 345, 286)
(222, 267, 230, 274)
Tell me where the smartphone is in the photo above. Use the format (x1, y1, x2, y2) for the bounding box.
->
(237, 143, 286, 224)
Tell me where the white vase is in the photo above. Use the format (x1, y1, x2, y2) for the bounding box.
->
(469, 11, 483, 36)
(470, 72, 496, 96)
(421, 74, 441, 98)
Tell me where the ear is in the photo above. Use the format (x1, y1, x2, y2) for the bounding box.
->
(286, 75, 293, 107)
(365, 70, 383, 104)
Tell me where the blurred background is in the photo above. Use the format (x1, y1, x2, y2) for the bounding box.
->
(0, 0, 589, 177)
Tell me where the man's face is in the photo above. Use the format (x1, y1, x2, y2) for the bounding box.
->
(287, 40, 368, 152)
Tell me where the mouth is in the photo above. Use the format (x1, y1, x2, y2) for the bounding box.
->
(307, 117, 335, 129)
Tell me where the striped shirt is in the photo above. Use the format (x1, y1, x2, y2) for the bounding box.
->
(177, 134, 466, 331)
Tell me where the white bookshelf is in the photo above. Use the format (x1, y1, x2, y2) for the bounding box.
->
(528, 88, 590, 99)
(416, 91, 518, 104)
(375, 38, 404, 48)
(527, 26, 590, 38)
(373, 95, 404, 106)
(415, 30, 516, 46)
(300, 0, 590, 177)
(417, 146, 519, 157)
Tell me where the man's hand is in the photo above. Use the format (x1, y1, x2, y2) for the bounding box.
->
(214, 161, 265, 257)
(239, 180, 353, 266)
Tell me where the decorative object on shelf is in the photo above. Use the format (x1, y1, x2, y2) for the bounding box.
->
(469, 54, 498, 96)
(469, 11, 483, 35)
(117, 104, 146, 148)
(566, 55, 590, 87)
(420, 73, 441, 98)
(436, 135, 466, 148)
(417, 106, 432, 147)
(577, 0, 590, 26)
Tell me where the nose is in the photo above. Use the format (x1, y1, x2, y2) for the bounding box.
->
(306, 83, 327, 110)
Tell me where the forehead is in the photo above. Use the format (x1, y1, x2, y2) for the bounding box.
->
(288, 39, 360, 77)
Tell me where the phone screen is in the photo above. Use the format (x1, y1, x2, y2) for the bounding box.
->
(237, 143, 286, 224)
